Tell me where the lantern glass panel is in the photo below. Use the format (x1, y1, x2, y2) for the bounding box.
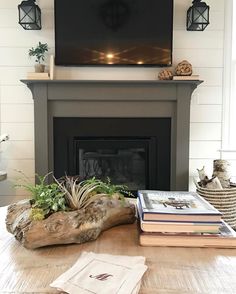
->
(19, 6, 35, 24)
(193, 7, 208, 24)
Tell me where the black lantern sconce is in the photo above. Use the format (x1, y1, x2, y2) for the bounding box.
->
(18, 0, 41, 30)
(187, 0, 209, 31)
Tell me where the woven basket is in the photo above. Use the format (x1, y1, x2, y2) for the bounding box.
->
(195, 181, 236, 229)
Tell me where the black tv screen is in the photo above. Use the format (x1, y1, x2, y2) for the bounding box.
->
(55, 0, 173, 66)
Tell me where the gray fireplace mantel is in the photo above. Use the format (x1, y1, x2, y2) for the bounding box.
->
(21, 79, 203, 190)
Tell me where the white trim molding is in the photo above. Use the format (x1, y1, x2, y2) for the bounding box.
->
(222, 0, 235, 151)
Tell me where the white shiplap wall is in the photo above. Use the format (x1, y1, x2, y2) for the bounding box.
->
(0, 0, 225, 205)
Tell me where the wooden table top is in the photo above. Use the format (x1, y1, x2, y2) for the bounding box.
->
(1, 206, 236, 294)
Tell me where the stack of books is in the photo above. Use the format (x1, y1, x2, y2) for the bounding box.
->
(172, 75, 200, 80)
(137, 190, 236, 248)
(27, 72, 50, 80)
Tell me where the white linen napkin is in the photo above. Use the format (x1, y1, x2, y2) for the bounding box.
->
(50, 251, 147, 294)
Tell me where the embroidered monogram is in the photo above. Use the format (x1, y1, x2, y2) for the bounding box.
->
(89, 273, 113, 281)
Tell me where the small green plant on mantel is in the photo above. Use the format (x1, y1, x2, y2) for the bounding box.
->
(28, 42, 49, 73)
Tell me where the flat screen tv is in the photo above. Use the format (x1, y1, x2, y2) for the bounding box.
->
(55, 0, 173, 66)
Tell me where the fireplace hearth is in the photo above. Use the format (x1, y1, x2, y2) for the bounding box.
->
(22, 79, 202, 190)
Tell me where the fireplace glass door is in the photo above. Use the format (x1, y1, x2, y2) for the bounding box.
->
(73, 137, 156, 190)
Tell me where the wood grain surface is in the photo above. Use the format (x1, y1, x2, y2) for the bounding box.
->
(1, 206, 236, 294)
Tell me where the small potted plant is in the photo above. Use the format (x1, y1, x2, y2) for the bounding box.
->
(28, 42, 49, 73)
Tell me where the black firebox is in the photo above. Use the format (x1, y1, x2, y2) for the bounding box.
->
(54, 118, 171, 192)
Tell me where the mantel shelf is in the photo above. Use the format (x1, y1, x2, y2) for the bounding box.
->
(21, 79, 203, 86)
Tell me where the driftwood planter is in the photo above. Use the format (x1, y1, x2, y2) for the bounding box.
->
(6, 198, 136, 249)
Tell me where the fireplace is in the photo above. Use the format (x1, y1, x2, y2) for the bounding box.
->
(54, 117, 171, 191)
(22, 79, 202, 191)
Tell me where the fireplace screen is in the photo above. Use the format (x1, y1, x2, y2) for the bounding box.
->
(75, 138, 151, 190)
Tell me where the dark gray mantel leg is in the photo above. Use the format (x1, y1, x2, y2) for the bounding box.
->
(32, 84, 49, 181)
(175, 84, 195, 190)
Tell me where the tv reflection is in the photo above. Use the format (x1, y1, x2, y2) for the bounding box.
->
(100, 0, 131, 31)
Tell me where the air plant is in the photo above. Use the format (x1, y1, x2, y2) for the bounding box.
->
(54, 176, 107, 210)
(55, 176, 134, 211)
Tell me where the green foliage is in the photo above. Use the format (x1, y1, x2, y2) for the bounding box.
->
(83, 177, 134, 198)
(16, 173, 68, 219)
(31, 182, 67, 215)
(16, 171, 133, 218)
(28, 42, 49, 64)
